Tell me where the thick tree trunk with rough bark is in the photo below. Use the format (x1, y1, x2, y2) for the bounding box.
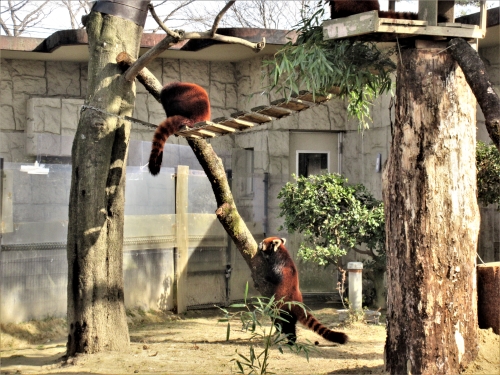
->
(383, 47, 479, 374)
(66, 11, 143, 356)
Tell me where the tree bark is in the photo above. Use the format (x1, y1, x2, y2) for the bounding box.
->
(66, 11, 143, 356)
(383, 47, 479, 374)
(448, 38, 500, 152)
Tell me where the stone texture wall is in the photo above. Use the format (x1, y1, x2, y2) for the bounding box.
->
(0, 59, 86, 162)
(0, 57, 239, 161)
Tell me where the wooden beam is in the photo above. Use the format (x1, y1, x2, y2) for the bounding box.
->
(419, 0, 438, 26)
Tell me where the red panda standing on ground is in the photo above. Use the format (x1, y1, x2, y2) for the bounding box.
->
(258, 237, 349, 345)
(148, 82, 211, 176)
(329, 0, 448, 22)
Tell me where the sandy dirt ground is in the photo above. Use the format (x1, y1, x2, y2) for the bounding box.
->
(1, 305, 499, 375)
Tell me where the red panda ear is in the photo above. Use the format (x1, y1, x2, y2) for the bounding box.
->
(271, 238, 283, 251)
(281, 238, 286, 246)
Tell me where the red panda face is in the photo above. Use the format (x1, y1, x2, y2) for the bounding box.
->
(258, 237, 286, 252)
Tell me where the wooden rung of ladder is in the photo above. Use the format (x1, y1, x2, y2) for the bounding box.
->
(271, 98, 311, 112)
(176, 125, 217, 138)
(218, 117, 255, 131)
(231, 111, 273, 124)
(251, 105, 292, 119)
(295, 91, 332, 103)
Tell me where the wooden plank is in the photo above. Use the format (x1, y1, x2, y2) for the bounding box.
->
(271, 98, 311, 112)
(203, 123, 236, 134)
(439, 22, 476, 29)
(323, 11, 379, 39)
(232, 111, 273, 124)
(379, 18, 427, 26)
(322, 9, 486, 41)
(178, 128, 216, 138)
(219, 118, 255, 130)
(377, 24, 485, 39)
(296, 92, 332, 103)
(251, 105, 292, 118)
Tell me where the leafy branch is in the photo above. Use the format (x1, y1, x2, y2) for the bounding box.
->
(476, 141, 500, 208)
(278, 174, 385, 268)
(218, 283, 314, 375)
(263, 4, 395, 129)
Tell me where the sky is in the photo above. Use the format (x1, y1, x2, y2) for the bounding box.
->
(0, 0, 495, 39)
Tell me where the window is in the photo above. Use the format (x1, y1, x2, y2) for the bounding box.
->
(296, 151, 329, 177)
(244, 148, 254, 195)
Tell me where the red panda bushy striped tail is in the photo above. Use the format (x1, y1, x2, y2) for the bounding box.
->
(293, 305, 348, 344)
(148, 115, 190, 176)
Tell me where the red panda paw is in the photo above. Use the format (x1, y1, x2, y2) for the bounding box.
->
(148, 151, 163, 176)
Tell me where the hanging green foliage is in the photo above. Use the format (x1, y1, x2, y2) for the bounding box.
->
(263, 4, 395, 129)
(476, 141, 500, 208)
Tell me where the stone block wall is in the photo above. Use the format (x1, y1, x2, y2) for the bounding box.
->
(0, 57, 240, 161)
(0, 59, 86, 162)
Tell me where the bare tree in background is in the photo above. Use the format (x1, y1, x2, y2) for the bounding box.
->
(148, 0, 196, 33)
(60, 0, 93, 29)
(147, 0, 320, 32)
(0, 0, 55, 36)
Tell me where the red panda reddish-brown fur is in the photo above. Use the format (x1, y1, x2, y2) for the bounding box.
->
(329, 0, 448, 22)
(258, 237, 348, 345)
(148, 82, 211, 176)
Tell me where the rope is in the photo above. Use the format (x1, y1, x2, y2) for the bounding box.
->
(80, 104, 158, 129)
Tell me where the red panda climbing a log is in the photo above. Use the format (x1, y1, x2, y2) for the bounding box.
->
(329, 0, 448, 22)
(258, 237, 349, 345)
(148, 82, 211, 176)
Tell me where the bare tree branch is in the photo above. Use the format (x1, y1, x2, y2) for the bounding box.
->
(126, 2, 265, 82)
(449, 38, 500, 151)
(1, 0, 55, 36)
(0, 16, 12, 36)
(148, 2, 182, 38)
(210, 1, 235, 37)
(116, 52, 163, 102)
(124, 32, 179, 82)
(151, 0, 195, 33)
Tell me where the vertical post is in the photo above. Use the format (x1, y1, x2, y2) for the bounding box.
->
(418, 0, 438, 25)
(175, 165, 189, 314)
(347, 262, 363, 310)
(479, 0, 487, 34)
(437, 0, 454, 23)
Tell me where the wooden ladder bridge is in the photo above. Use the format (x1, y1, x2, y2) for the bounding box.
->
(174, 90, 336, 139)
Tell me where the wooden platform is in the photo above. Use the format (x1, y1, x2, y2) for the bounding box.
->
(323, 10, 486, 41)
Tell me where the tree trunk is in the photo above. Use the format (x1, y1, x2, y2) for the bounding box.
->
(383, 47, 479, 374)
(66, 11, 143, 356)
